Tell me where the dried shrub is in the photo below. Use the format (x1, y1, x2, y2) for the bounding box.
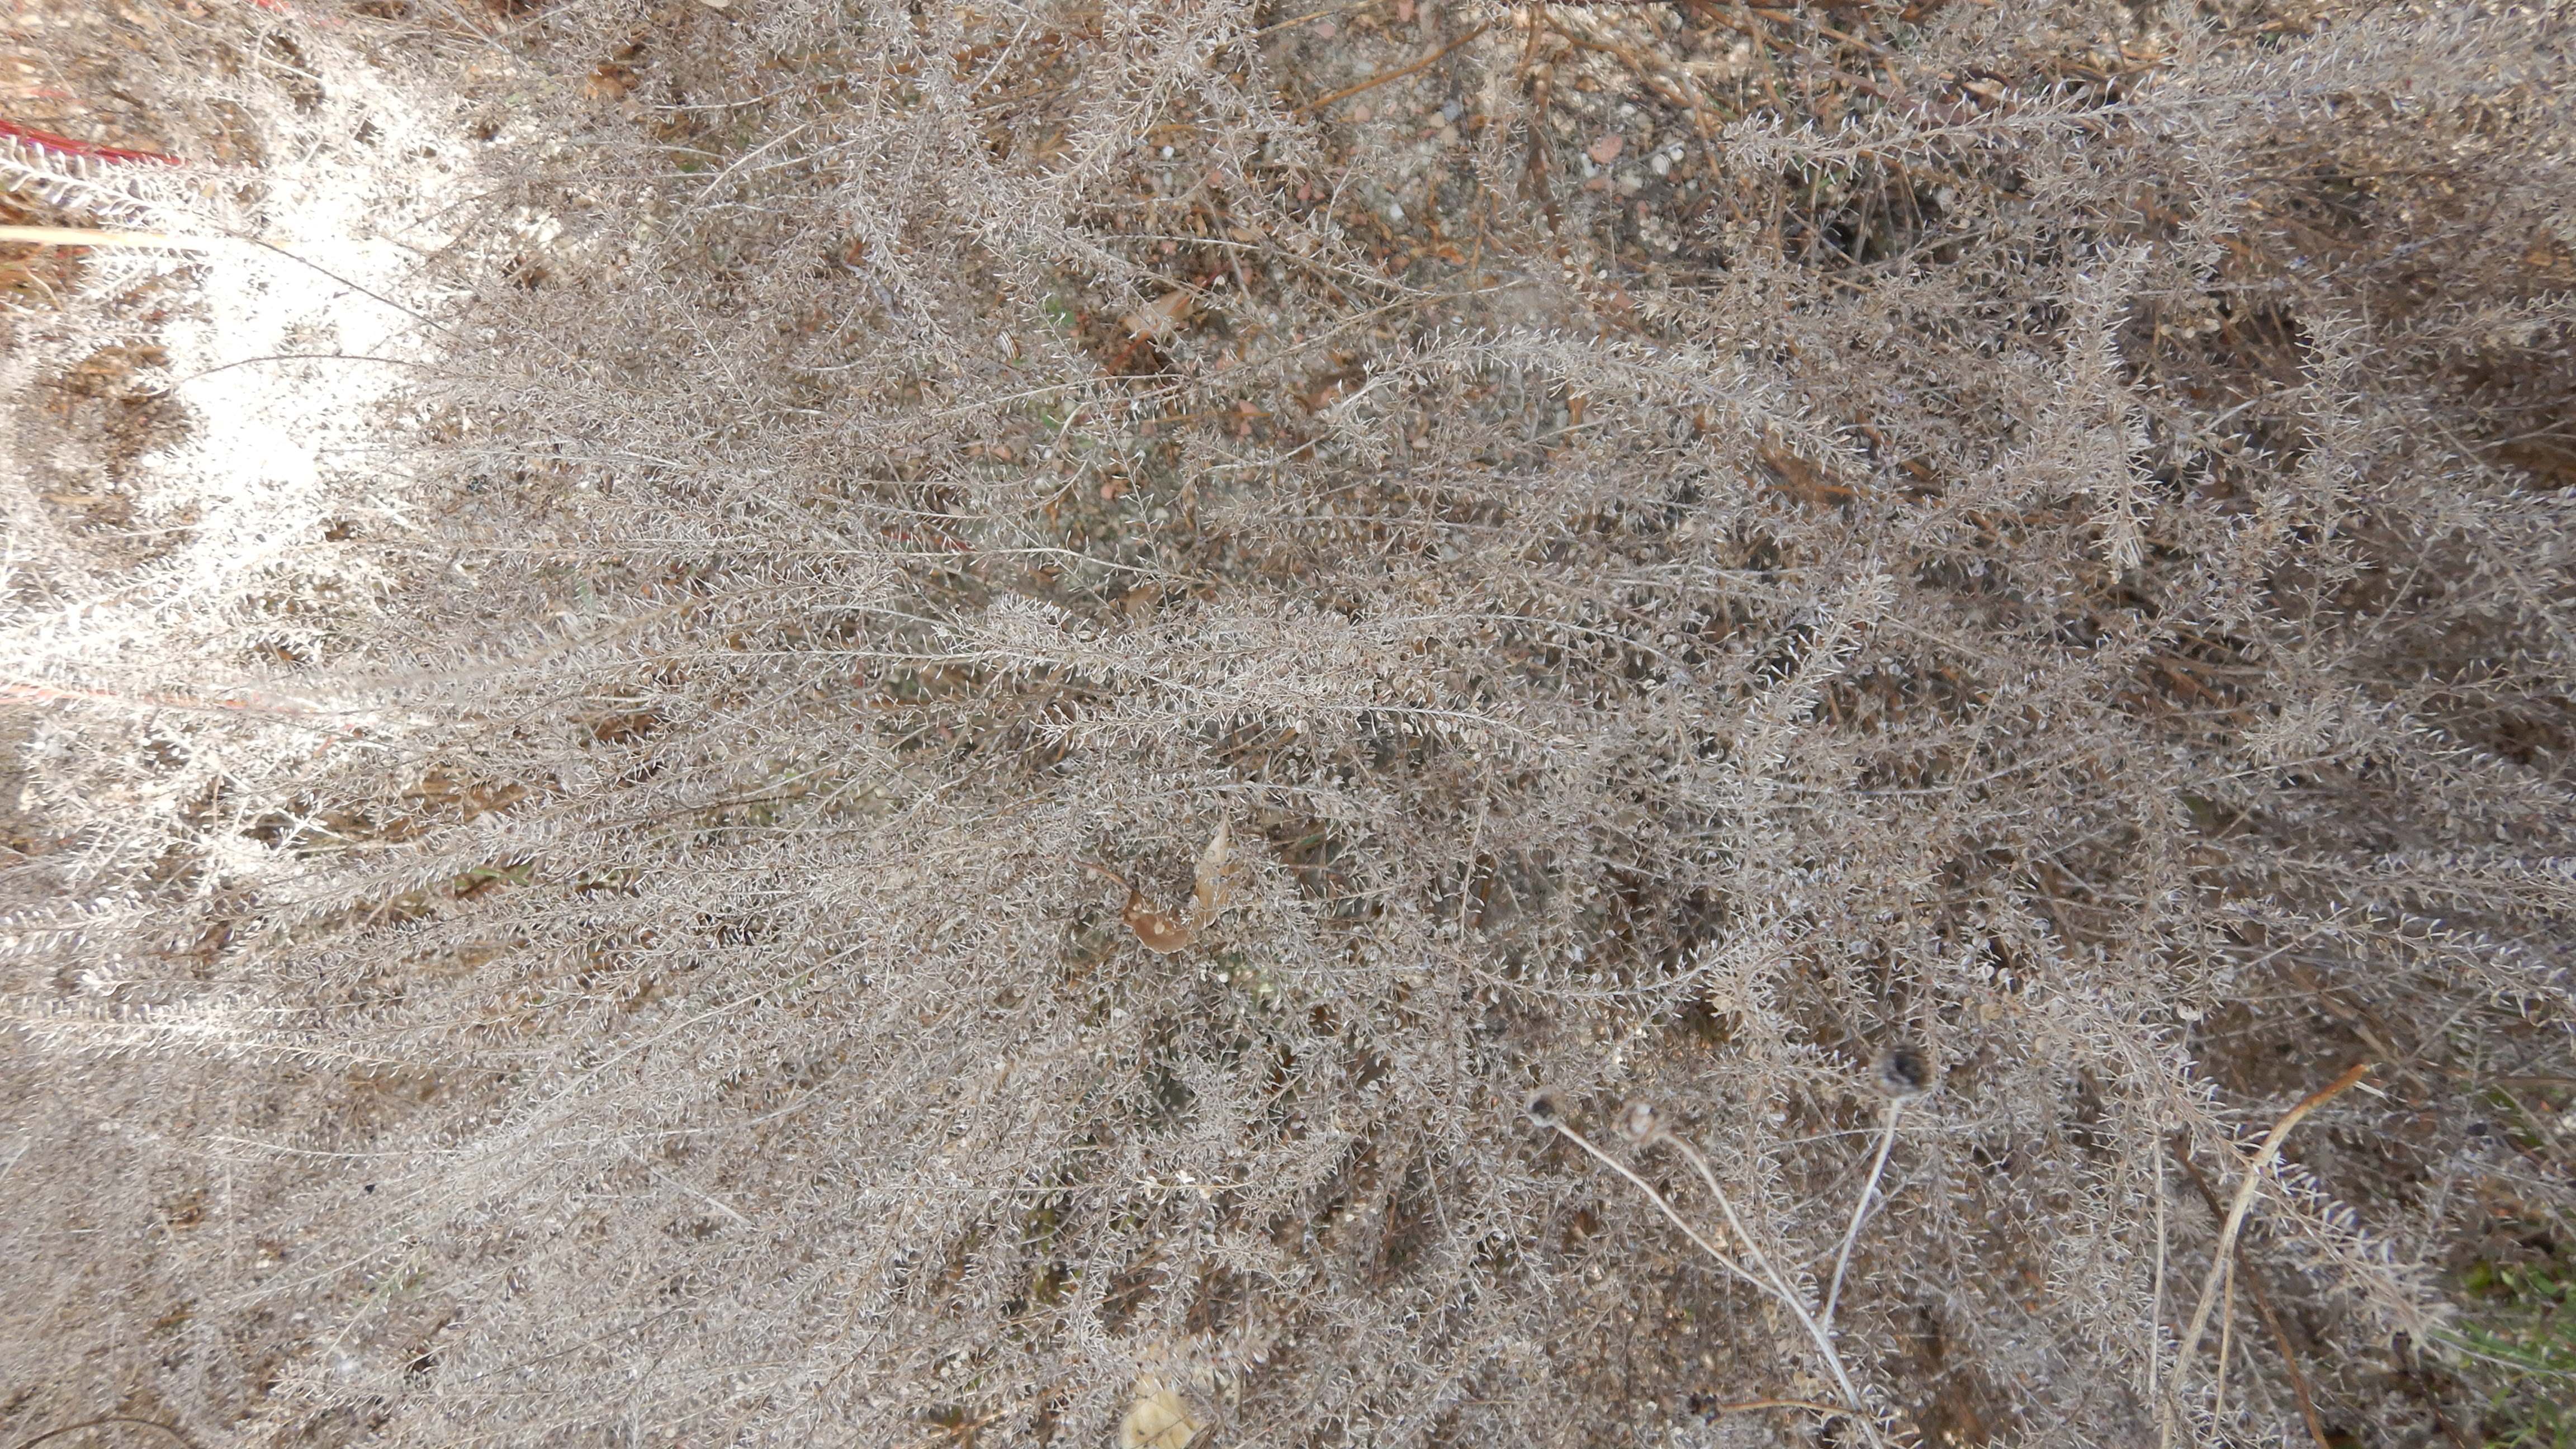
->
(4, 0, 2573, 1445)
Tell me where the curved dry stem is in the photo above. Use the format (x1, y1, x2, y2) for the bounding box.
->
(1822, 1097, 1907, 1330)
(2175, 1063, 2373, 1373)
(1570, 1124, 1886, 1447)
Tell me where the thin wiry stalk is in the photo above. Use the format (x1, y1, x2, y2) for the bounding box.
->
(1822, 1097, 1907, 1330)
(1647, 1129, 1888, 1446)
(2163, 1061, 2376, 1446)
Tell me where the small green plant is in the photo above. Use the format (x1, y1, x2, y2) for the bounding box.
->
(2456, 1253, 2576, 1449)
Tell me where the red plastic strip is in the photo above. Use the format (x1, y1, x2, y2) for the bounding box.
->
(0, 117, 181, 167)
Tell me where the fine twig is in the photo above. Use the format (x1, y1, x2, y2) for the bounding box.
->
(1822, 1096, 1907, 1329)
(6, 1419, 201, 1449)
(1549, 1121, 1885, 1447)
(2174, 1141, 2334, 1449)
(2215, 1254, 2237, 1422)
(1252, 0, 1376, 37)
(2149, 1134, 2170, 1411)
(1548, 1122, 1751, 1284)
(1656, 1131, 1887, 1447)
(1706, 1396, 1849, 1417)
(1533, 16, 1727, 134)
(2168, 1062, 2373, 1428)
(1298, 20, 1495, 114)
(0, 226, 451, 337)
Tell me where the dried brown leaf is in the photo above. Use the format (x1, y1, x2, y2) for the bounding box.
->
(1123, 896, 1198, 954)
(1191, 818, 1230, 922)
(1123, 290, 1194, 339)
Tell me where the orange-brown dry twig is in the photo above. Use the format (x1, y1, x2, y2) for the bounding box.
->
(1706, 1397, 1847, 1417)
(2174, 1142, 2333, 1449)
(1536, 21, 1725, 134)
(2163, 1061, 2371, 1446)
(1299, 20, 1495, 114)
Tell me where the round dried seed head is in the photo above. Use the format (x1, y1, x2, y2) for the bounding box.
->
(1523, 1087, 1567, 1129)
(1615, 1099, 1661, 1143)
(1872, 1045, 1936, 1098)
